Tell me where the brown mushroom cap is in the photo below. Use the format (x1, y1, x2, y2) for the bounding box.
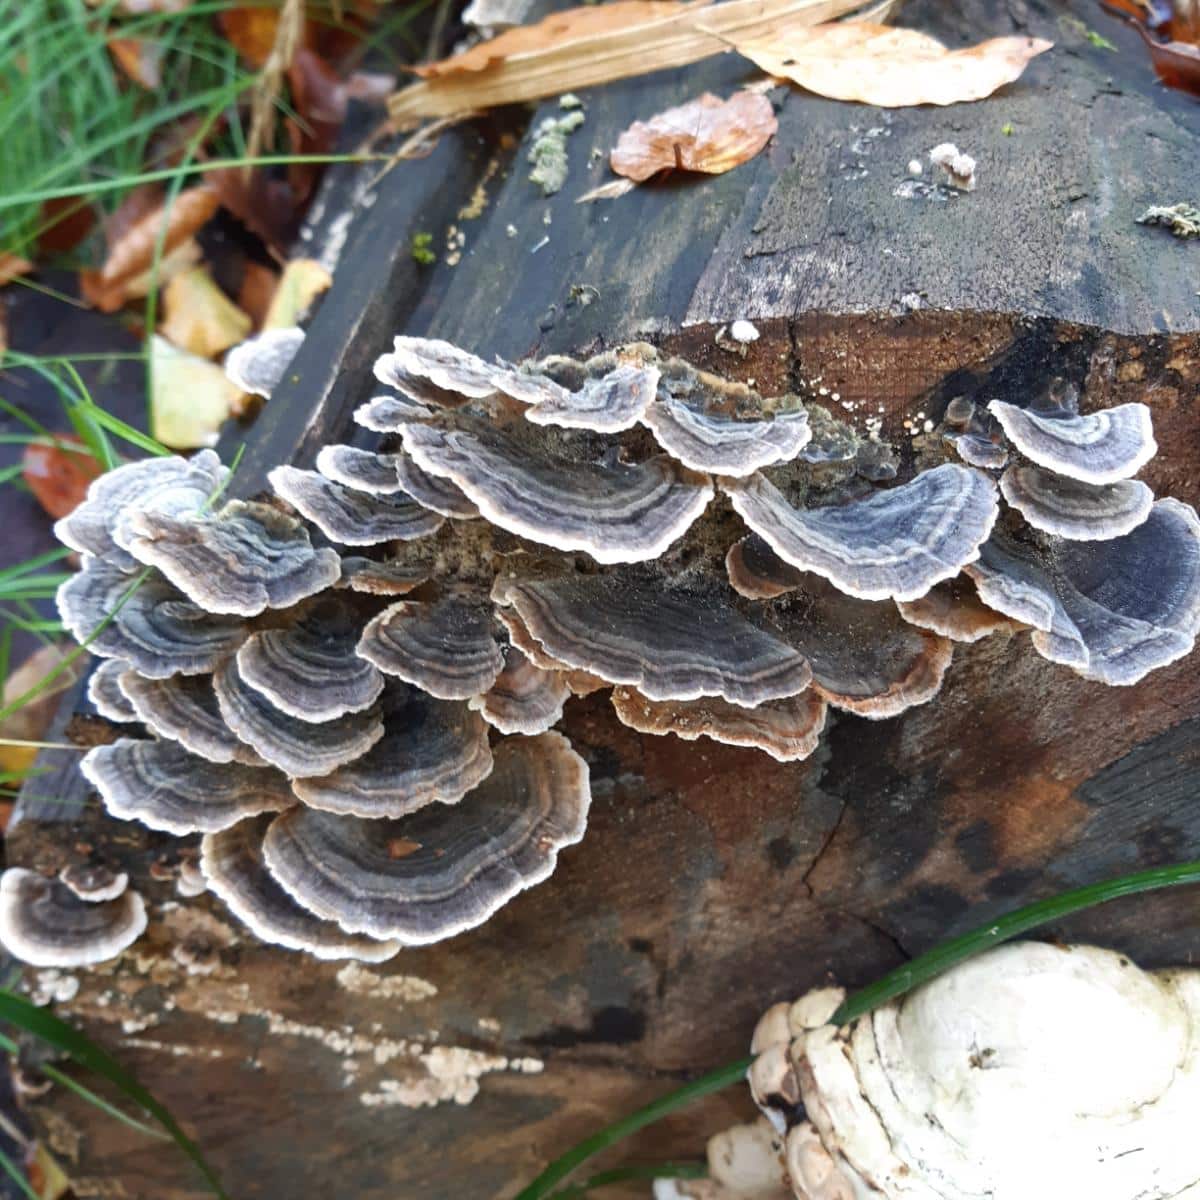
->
(1000, 466, 1154, 541)
(468, 646, 570, 735)
(896, 576, 1021, 644)
(292, 685, 494, 818)
(336, 555, 432, 596)
(58, 863, 128, 903)
(315, 445, 406, 495)
(262, 732, 590, 944)
(213, 658, 384, 778)
(989, 400, 1157, 485)
(399, 418, 713, 565)
(81, 738, 295, 834)
(964, 499, 1200, 685)
(87, 659, 138, 723)
(57, 560, 249, 678)
(235, 597, 384, 722)
(0, 868, 147, 968)
(952, 432, 1009, 470)
(119, 670, 267, 765)
(611, 687, 827, 762)
(356, 596, 504, 700)
(726, 535, 806, 600)
(771, 577, 954, 718)
(492, 567, 813, 707)
(122, 499, 342, 617)
(201, 816, 401, 962)
(269, 465, 445, 546)
(723, 464, 999, 602)
(223, 326, 305, 398)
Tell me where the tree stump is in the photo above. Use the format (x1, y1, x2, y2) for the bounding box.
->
(11, 2, 1200, 1197)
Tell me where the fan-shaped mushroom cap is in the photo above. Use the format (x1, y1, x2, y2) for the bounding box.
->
(896, 576, 1020, 644)
(394, 453, 479, 519)
(522, 363, 660, 433)
(964, 500, 1200, 685)
(54, 450, 228, 568)
(263, 732, 590, 944)
(357, 596, 504, 700)
(468, 647, 570, 735)
(81, 738, 294, 834)
(122, 499, 341, 616)
(268, 465, 444, 545)
(611, 687, 827, 762)
(642, 398, 811, 477)
(723, 465, 999, 602)
(772, 578, 954, 719)
(493, 608, 609, 696)
(337, 555, 431, 596)
(201, 816, 401, 962)
(236, 597, 384, 721)
(0, 869, 147, 968)
(726, 535, 806, 600)
(772, 942, 1200, 1200)
(953, 431, 1009, 470)
(87, 659, 137, 722)
(58, 863, 128, 903)
(119, 670, 265, 765)
(223, 326, 305, 398)
(213, 659, 384, 777)
(492, 568, 812, 707)
(354, 392, 435, 432)
(988, 399, 1157, 484)
(293, 686, 494, 817)
(315, 445, 405, 495)
(57, 561, 248, 677)
(1000, 465, 1154, 541)
(399, 419, 713, 565)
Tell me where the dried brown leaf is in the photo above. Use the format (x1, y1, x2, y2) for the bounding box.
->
(576, 177, 638, 202)
(80, 237, 203, 312)
(160, 266, 253, 357)
(388, 0, 867, 121)
(0, 643, 83, 783)
(610, 90, 776, 181)
(22, 435, 105, 519)
(0, 253, 32, 287)
(218, 6, 309, 68)
(108, 36, 164, 88)
(727, 22, 1053, 107)
(238, 261, 280, 327)
(412, 0, 687, 77)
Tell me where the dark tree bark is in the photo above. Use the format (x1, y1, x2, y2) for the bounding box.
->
(11, 2, 1200, 1197)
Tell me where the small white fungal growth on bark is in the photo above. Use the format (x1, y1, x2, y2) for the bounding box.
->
(929, 142, 976, 191)
(740, 942, 1200, 1199)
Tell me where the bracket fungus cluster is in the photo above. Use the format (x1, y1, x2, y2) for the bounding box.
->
(701, 942, 1200, 1200)
(9, 336, 1200, 967)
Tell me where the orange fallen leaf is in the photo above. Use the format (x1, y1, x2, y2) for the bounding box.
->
(263, 258, 332, 329)
(81, 237, 204, 312)
(726, 22, 1053, 107)
(80, 185, 219, 312)
(160, 266, 253, 358)
(389, 0, 867, 121)
(0, 253, 32, 288)
(108, 36, 164, 88)
(22, 436, 105, 520)
(611, 90, 776, 182)
(36, 196, 96, 255)
(218, 6, 310, 68)
(285, 48, 347, 204)
(412, 0, 687, 77)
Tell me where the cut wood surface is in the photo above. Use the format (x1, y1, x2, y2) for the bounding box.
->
(11, 1, 1200, 1197)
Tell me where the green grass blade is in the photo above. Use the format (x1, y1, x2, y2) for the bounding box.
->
(549, 1162, 707, 1199)
(513, 1059, 751, 1200)
(73, 403, 169, 458)
(833, 860, 1200, 1023)
(516, 860, 1200, 1200)
(0, 1143, 39, 1200)
(0, 549, 72, 583)
(0, 992, 227, 1197)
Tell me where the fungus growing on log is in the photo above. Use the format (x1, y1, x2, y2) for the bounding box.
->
(989, 398, 1157, 484)
(201, 815, 401, 962)
(35, 337, 1200, 966)
(58, 864, 128, 903)
(744, 942, 1200, 1200)
(223, 326, 305, 398)
(263, 733, 589, 944)
(0, 869, 147, 968)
